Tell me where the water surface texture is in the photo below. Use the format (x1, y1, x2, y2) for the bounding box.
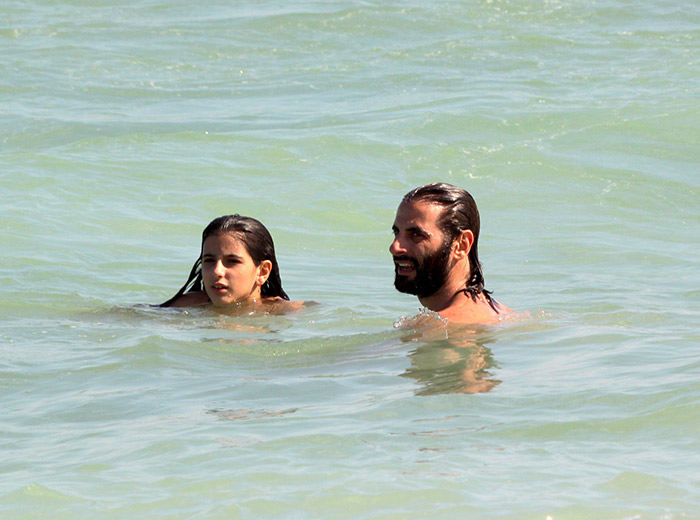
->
(2, 1, 700, 518)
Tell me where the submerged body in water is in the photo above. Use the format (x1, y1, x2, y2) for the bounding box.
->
(394, 307, 510, 394)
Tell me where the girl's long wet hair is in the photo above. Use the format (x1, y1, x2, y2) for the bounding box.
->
(402, 182, 498, 311)
(160, 214, 289, 307)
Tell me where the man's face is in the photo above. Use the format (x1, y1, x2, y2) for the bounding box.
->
(390, 201, 453, 298)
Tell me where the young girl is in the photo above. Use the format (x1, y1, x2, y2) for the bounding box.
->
(160, 214, 301, 312)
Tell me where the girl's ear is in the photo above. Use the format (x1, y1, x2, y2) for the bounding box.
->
(256, 260, 273, 287)
(452, 229, 474, 260)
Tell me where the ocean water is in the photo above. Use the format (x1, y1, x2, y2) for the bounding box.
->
(2, 0, 700, 518)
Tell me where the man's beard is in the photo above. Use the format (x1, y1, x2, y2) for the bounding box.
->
(394, 242, 451, 298)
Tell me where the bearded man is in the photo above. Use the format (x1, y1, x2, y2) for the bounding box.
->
(390, 182, 511, 324)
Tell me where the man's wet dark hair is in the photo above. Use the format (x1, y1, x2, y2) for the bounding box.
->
(402, 182, 497, 310)
(160, 214, 289, 307)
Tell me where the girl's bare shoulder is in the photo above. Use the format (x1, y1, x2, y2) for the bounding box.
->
(167, 290, 210, 307)
(263, 297, 306, 314)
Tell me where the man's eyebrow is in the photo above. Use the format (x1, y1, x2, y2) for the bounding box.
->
(202, 253, 243, 259)
(393, 223, 432, 237)
(407, 225, 431, 237)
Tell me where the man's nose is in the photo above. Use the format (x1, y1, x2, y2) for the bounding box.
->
(389, 236, 406, 256)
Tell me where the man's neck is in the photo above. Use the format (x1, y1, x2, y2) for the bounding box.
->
(418, 285, 461, 314)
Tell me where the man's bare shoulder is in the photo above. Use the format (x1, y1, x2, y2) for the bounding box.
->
(441, 296, 517, 325)
(493, 300, 514, 315)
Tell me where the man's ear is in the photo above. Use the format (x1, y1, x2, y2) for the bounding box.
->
(452, 229, 474, 259)
(256, 260, 273, 286)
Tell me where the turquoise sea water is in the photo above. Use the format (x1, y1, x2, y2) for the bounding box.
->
(2, 0, 700, 518)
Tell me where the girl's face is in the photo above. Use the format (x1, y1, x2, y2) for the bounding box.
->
(201, 233, 271, 306)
